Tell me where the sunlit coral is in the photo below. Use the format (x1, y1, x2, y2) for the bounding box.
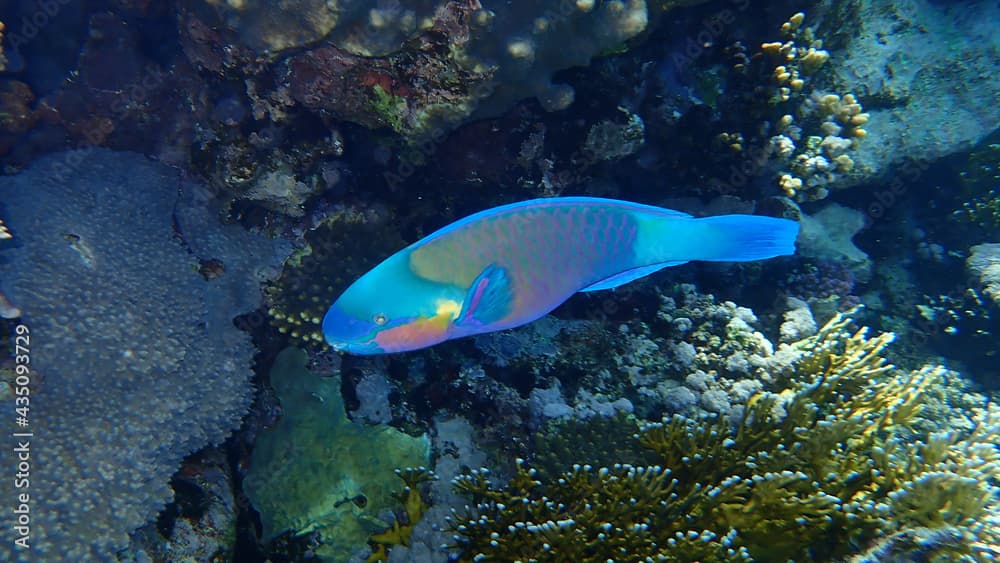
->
(446, 312, 1000, 561)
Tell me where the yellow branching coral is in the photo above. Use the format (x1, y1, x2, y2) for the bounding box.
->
(447, 313, 1000, 561)
(735, 12, 867, 201)
(366, 467, 436, 563)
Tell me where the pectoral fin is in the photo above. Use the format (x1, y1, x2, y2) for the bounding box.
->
(455, 263, 514, 327)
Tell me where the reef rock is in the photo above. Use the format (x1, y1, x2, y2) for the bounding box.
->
(0, 149, 287, 560)
(968, 243, 1000, 308)
(816, 0, 1000, 185)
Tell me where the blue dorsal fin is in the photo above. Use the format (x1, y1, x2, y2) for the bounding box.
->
(456, 263, 514, 326)
(579, 261, 687, 292)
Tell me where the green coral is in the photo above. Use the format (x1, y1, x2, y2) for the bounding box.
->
(245, 348, 430, 561)
(266, 208, 406, 346)
(447, 314, 1000, 561)
(371, 85, 409, 134)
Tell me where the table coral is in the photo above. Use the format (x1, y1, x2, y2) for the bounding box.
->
(447, 312, 1000, 561)
(244, 347, 430, 562)
(0, 149, 284, 560)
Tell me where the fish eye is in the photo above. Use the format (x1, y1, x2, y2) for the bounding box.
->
(373, 312, 388, 326)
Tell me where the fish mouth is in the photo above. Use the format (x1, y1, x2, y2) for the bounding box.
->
(327, 338, 383, 355)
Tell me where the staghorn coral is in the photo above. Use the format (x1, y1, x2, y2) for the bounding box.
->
(244, 347, 430, 562)
(447, 312, 1000, 561)
(0, 149, 286, 560)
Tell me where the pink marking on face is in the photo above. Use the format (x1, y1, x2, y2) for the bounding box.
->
(374, 314, 451, 352)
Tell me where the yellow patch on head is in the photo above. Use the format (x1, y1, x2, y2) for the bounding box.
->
(435, 299, 462, 320)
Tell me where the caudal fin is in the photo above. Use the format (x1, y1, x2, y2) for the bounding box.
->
(693, 215, 799, 262)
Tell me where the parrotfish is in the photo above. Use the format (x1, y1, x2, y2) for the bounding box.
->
(323, 197, 799, 354)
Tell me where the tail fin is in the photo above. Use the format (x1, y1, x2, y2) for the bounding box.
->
(693, 215, 799, 262)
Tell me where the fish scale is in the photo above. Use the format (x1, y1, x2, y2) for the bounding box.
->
(323, 197, 799, 354)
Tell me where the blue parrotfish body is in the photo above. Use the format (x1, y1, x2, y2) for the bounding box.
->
(323, 197, 799, 354)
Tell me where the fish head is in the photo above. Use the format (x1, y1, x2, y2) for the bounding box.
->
(322, 253, 462, 354)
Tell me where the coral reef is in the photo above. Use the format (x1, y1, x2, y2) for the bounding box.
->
(727, 11, 867, 202)
(0, 149, 285, 559)
(447, 313, 1000, 561)
(244, 347, 430, 562)
(0, 21, 6, 72)
(266, 206, 407, 347)
(809, 0, 1000, 188)
(968, 243, 1000, 308)
(255, 0, 653, 140)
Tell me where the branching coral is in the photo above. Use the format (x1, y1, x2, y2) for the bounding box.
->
(720, 12, 867, 201)
(446, 312, 1000, 561)
(366, 467, 437, 563)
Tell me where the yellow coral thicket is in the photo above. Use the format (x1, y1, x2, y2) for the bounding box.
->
(448, 312, 1000, 562)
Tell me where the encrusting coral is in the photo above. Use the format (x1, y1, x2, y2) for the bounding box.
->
(244, 347, 430, 562)
(266, 207, 406, 346)
(446, 312, 1000, 561)
(0, 150, 286, 560)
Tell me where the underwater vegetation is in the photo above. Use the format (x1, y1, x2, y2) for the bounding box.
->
(447, 313, 1000, 561)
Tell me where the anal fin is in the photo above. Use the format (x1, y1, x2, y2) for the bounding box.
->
(579, 261, 687, 292)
